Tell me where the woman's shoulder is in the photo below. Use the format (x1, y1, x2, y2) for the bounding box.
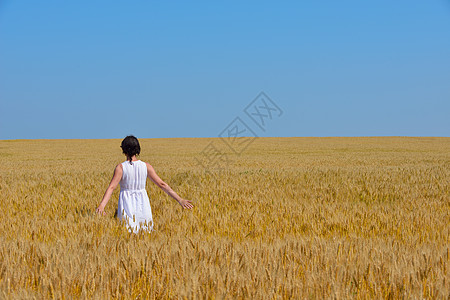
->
(135, 160, 150, 167)
(112, 163, 123, 174)
(140, 161, 153, 170)
(140, 160, 152, 168)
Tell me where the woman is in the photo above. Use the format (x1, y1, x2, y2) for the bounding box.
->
(96, 135, 193, 233)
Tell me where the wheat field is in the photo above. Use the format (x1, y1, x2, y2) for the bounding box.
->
(0, 137, 448, 299)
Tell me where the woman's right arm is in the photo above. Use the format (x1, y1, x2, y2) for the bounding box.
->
(146, 162, 193, 209)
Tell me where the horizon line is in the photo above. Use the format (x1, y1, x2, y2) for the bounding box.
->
(1, 135, 449, 141)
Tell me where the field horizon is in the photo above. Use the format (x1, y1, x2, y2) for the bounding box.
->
(0, 137, 448, 298)
(2, 135, 449, 141)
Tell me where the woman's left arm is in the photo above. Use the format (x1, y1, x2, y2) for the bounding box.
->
(96, 164, 123, 215)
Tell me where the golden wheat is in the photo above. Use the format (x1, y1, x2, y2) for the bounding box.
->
(0, 137, 448, 299)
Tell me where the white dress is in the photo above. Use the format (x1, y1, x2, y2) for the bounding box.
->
(117, 160, 153, 233)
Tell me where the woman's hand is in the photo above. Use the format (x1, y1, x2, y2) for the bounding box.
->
(95, 206, 106, 215)
(177, 198, 194, 209)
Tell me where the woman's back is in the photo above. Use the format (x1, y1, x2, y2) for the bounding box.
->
(120, 160, 147, 191)
(117, 160, 153, 233)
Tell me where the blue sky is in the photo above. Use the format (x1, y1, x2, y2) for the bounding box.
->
(0, 0, 449, 139)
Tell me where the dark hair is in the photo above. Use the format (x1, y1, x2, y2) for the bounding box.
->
(120, 135, 141, 165)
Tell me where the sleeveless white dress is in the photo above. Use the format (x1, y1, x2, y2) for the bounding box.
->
(117, 160, 153, 233)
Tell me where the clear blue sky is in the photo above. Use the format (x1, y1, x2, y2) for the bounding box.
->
(0, 0, 449, 139)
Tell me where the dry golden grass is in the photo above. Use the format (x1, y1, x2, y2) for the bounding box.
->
(0, 137, 448, 299)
